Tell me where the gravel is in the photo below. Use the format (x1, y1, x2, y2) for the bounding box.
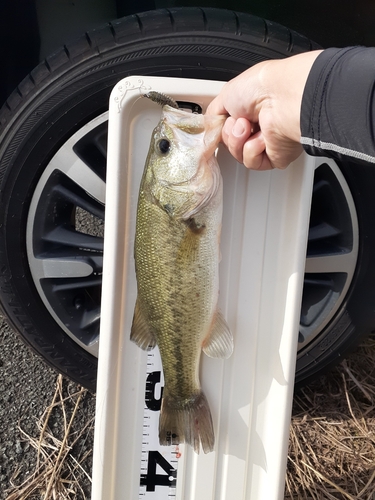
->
(0, 314, 96, 499)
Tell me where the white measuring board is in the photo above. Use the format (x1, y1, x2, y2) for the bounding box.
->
(91, 76, 315, 500)
(140, 348, 178, 498)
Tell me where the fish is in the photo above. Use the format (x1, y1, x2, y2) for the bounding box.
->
(131, 94, 233, 454)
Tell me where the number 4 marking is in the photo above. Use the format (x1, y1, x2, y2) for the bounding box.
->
(140, 451, 177, 491)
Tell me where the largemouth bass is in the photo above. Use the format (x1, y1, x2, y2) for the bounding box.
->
(131, 95, 233, 454)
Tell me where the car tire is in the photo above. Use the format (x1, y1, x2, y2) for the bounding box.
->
(0, 8, 374, 391)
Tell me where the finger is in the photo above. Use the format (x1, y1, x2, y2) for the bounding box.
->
(242, 131, 274, 171)
(226, 117, 252, 164)
(206, 91, 228, 116)
(247, 132, 304, 170)
(222, 116, 236, 146)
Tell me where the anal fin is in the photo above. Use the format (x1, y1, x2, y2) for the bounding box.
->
(130, 298, 157, 351)
(202, 310, 233, 359)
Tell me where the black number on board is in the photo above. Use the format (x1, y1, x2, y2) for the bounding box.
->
(145, 371, 163, 411)
(140, 451, 176, 491)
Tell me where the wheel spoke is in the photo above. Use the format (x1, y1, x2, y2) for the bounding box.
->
(52, 277, 102, 292)
(303, 276, 333, 287)
(51, 147, 106, 204)
(305, 251, 356, 274)
(43, 226, 104, 252)
(80, 307, 101, 330)
(33, 258, 94, 279)
(54, 184, 104, 220)
(308, 222, 341, 241)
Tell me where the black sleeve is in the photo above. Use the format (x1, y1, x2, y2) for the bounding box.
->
(300, 47, 375, 164)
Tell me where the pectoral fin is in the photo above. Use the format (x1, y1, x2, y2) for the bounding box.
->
(130, 299, 157, 351)
(202, 310, 233, 359)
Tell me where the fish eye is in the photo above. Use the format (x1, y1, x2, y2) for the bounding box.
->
(157, 138, 171, 155)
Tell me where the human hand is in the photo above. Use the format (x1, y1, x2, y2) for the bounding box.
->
(206, 50, 323, 170)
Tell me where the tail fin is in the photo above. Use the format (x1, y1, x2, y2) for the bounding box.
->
(159, 391, 214, 454)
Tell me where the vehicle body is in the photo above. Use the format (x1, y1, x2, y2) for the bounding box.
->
(0, 0, 374, 391)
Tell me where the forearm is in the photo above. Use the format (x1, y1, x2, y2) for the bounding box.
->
(301, 47, 375, 164)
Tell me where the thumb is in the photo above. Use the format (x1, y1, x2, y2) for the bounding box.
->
(206, 93, 227, 116)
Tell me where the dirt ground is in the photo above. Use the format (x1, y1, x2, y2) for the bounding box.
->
(2, 310, 375, 499)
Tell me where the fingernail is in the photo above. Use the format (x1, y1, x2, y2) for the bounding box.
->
(232, 121, 245, 137)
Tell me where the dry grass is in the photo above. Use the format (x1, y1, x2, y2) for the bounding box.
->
(286, 336, 375, 499)
(5, 337, 375, 499)
(5, 375, 94, 500)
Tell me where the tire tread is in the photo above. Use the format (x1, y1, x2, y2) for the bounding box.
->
(0, 7, 319, 126)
